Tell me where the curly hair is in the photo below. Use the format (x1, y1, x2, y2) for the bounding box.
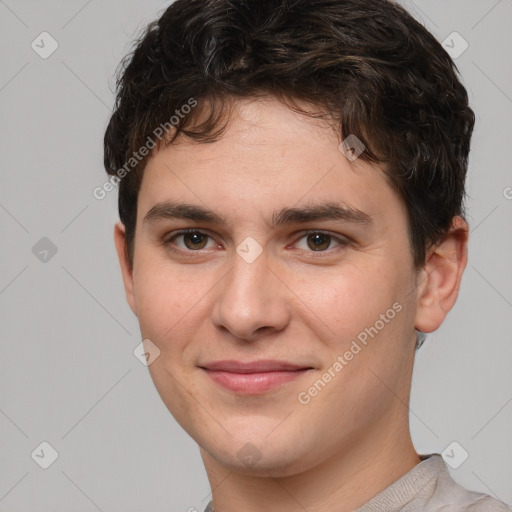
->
(103, 0, 475, 269)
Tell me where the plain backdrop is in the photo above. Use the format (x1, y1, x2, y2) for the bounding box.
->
(1, 1, 511, 511)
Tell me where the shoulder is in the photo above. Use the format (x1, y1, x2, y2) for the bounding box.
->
(424, 454, 512, 512)
(465, 495, 512, 512)
(442, 492, 512, 512)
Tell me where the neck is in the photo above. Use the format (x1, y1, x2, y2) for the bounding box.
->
(201, 420, 420, 512)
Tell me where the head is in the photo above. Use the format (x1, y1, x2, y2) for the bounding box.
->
(105, 0, 474, 476)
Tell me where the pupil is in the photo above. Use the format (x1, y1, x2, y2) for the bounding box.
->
(309, 233, 330, 251)
(185, 232, 206, 249)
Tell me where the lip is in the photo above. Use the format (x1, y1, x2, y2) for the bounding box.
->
(201, 359, 312, 373)
(200, 360, 314, 394)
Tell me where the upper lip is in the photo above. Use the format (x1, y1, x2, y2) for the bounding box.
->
(200, 360, 313, 373)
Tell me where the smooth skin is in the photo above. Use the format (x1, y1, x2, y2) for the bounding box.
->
(114, 96, 468, 512)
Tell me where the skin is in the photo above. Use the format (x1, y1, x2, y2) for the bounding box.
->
(114, 96, 468, 512)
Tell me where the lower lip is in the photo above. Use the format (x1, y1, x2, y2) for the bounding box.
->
(203, 369, 311, 394)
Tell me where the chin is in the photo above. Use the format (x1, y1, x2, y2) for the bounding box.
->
(200, 431, 320, 477)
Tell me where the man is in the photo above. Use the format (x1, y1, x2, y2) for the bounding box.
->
(103, 0, 512, 510)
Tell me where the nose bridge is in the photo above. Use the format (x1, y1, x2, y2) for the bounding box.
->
(211, 248, 289, 340)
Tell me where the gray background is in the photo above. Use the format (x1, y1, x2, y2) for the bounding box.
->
(0, 1, 511, 510)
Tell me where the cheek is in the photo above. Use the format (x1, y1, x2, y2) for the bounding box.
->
(132, 261, 198, 342)
(293, 262, 402, 342)
(132, 255, 224, 366)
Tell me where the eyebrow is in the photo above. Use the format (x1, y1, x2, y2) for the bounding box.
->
(271, 202, 372, 227)
(143, 200, 373, 228)
(143, 202, 227, 226)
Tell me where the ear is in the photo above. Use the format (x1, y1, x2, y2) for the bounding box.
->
(114, 221, 138, 316)
(414, 216, 468, 333)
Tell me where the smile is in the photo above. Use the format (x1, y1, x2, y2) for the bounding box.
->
(199, 360, 314, 394)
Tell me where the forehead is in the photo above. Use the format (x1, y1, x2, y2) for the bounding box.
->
(137, 97, 403, 229)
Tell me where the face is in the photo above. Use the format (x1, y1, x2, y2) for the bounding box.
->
(119, 97, 423, 476)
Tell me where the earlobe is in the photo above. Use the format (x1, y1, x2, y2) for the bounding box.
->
(113, 221, 138, 316)
(414, 216, 468, 333)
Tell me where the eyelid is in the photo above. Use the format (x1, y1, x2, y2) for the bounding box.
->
(165, 228, 211, 240)
(290, 230, 351, 254)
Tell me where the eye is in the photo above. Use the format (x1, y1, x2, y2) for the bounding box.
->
(164, 229, 217, 251)
(294, 231, 348, 252)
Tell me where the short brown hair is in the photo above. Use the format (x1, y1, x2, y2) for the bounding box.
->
(103, 0, 475, 269)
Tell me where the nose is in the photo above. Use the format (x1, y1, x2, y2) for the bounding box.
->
(211, 249, 290, 342)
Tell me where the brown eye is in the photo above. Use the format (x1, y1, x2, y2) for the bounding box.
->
(182, 232, 209, 250)
(306, 233, 332, 251)
(164, 230, 215, 252)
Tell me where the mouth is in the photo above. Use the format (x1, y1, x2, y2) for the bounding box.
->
(199, 360, 314, 394)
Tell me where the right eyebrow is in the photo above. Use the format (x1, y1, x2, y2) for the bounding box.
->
(143, 201, 228, 226)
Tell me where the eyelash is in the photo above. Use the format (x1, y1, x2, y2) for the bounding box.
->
(162, 228, 351, 257)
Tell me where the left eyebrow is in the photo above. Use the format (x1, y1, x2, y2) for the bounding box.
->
(271, 201, 373, 227)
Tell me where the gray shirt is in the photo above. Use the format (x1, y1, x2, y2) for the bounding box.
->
(203, 453, 512, 511)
